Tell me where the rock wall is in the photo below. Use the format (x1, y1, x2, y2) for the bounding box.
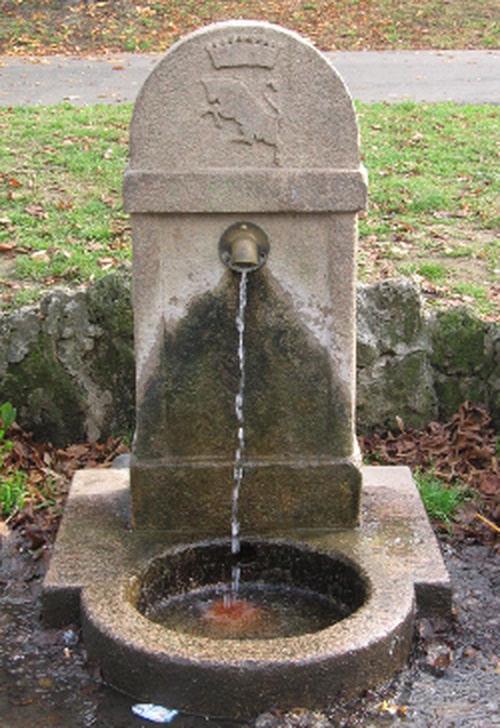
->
(356, 279, 438, 431)
(0, 269, 134, 444)
(0, 272, 497, 445)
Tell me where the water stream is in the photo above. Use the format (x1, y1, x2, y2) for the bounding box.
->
(229, 270, 248, 598)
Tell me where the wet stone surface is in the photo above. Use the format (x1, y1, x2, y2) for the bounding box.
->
(0, 525, 498, 727)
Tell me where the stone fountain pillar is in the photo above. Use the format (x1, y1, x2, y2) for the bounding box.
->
(42, 22, 451, 720)
(124, 20, 367, 534)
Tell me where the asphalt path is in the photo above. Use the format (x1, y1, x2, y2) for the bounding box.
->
(0, 49, 498, 106)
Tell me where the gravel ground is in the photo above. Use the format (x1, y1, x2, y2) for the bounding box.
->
(0, 524, 498, 727)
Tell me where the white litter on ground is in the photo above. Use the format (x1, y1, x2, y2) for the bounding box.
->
(131, 703, 179, 723)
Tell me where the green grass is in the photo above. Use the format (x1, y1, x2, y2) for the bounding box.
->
(0, 401, 16, 435)
(414, 468, 470, 532)
(0, 104, 131, 303)
(0, 402, 28, 517)
(453, 281, 490, 306)
(0, 469, 28, 517)
(359, 102, 499, 236)
(399, 261, 449, 284)
(0, 102, 498, 317)
(357, 101, 499, 316)
(1, 0, 498, 55)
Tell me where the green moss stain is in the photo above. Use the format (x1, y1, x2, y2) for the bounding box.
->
(87, 270, 135, 435)
(431, 308, 486, 375)
(87, 268, 133, 340)
(244, 275, 350, 457)
(429, 308, 498, 424)
(433, 376, 485, 422)
(135, 272, 351, 460)
(1, 335, 86, 444)
(135, 282, 236, 459)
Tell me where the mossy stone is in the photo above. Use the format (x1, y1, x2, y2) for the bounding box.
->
(431, 308, 486, 375)
(1, 334, 86, 444)
(356, 350, 437, 433)
(87, 270, 135, 436)
(135, 272, 351, 460)
(433, 375, 486, 422)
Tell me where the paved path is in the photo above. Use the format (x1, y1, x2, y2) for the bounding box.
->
(1, 49, 498, 106)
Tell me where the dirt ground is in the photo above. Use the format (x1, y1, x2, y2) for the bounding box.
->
(0, 521, 498, 728)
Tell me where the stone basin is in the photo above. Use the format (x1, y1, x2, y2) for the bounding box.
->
(42, 466, 451, 719)
(135, 540, 369, 640)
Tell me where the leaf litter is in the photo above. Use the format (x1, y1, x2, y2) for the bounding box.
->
(360, 401, 500, 543)
(2, 421, 129, 555)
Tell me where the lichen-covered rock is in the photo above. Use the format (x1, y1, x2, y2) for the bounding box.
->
(356, 279, 438, 432)
(86, 269, 135, 440)
(430, 308, 498, 426)
(357, 278, 425, 365)
(0, 330, 87, 444)
(0, 268, 134, 445)
(0, 308, 41, 373)
(485, 326, 500, 431)
(431, 308, 487, 376)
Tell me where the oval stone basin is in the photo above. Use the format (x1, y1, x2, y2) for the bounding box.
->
(135, 540, 369, 640)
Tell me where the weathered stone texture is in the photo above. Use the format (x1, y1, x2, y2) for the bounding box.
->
(42, 464, 449, 717)
(429, 307, 498, 423)
(0, 269, 134, 444)
(356, 278, 438, 431)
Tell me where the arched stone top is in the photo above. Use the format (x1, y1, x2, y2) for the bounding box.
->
(127, 21, 362, 173)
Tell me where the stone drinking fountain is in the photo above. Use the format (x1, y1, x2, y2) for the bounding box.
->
(42, 21, 451, 719)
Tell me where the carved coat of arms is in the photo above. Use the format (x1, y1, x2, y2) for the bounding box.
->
(202, 34, 282, 164)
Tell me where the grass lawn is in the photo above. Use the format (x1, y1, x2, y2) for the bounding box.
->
(1, 101, 498, 318)
(1, 0, 498, 55)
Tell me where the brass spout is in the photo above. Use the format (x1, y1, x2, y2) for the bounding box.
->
(230, 233, 260, 268)
(219, 222, 270, 273)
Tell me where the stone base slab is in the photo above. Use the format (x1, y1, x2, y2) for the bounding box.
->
(131, 457, 362, 531)
(42, 466, 451, 718)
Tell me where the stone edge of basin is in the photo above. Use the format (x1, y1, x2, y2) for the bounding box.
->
(41, 465, 451, 717)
